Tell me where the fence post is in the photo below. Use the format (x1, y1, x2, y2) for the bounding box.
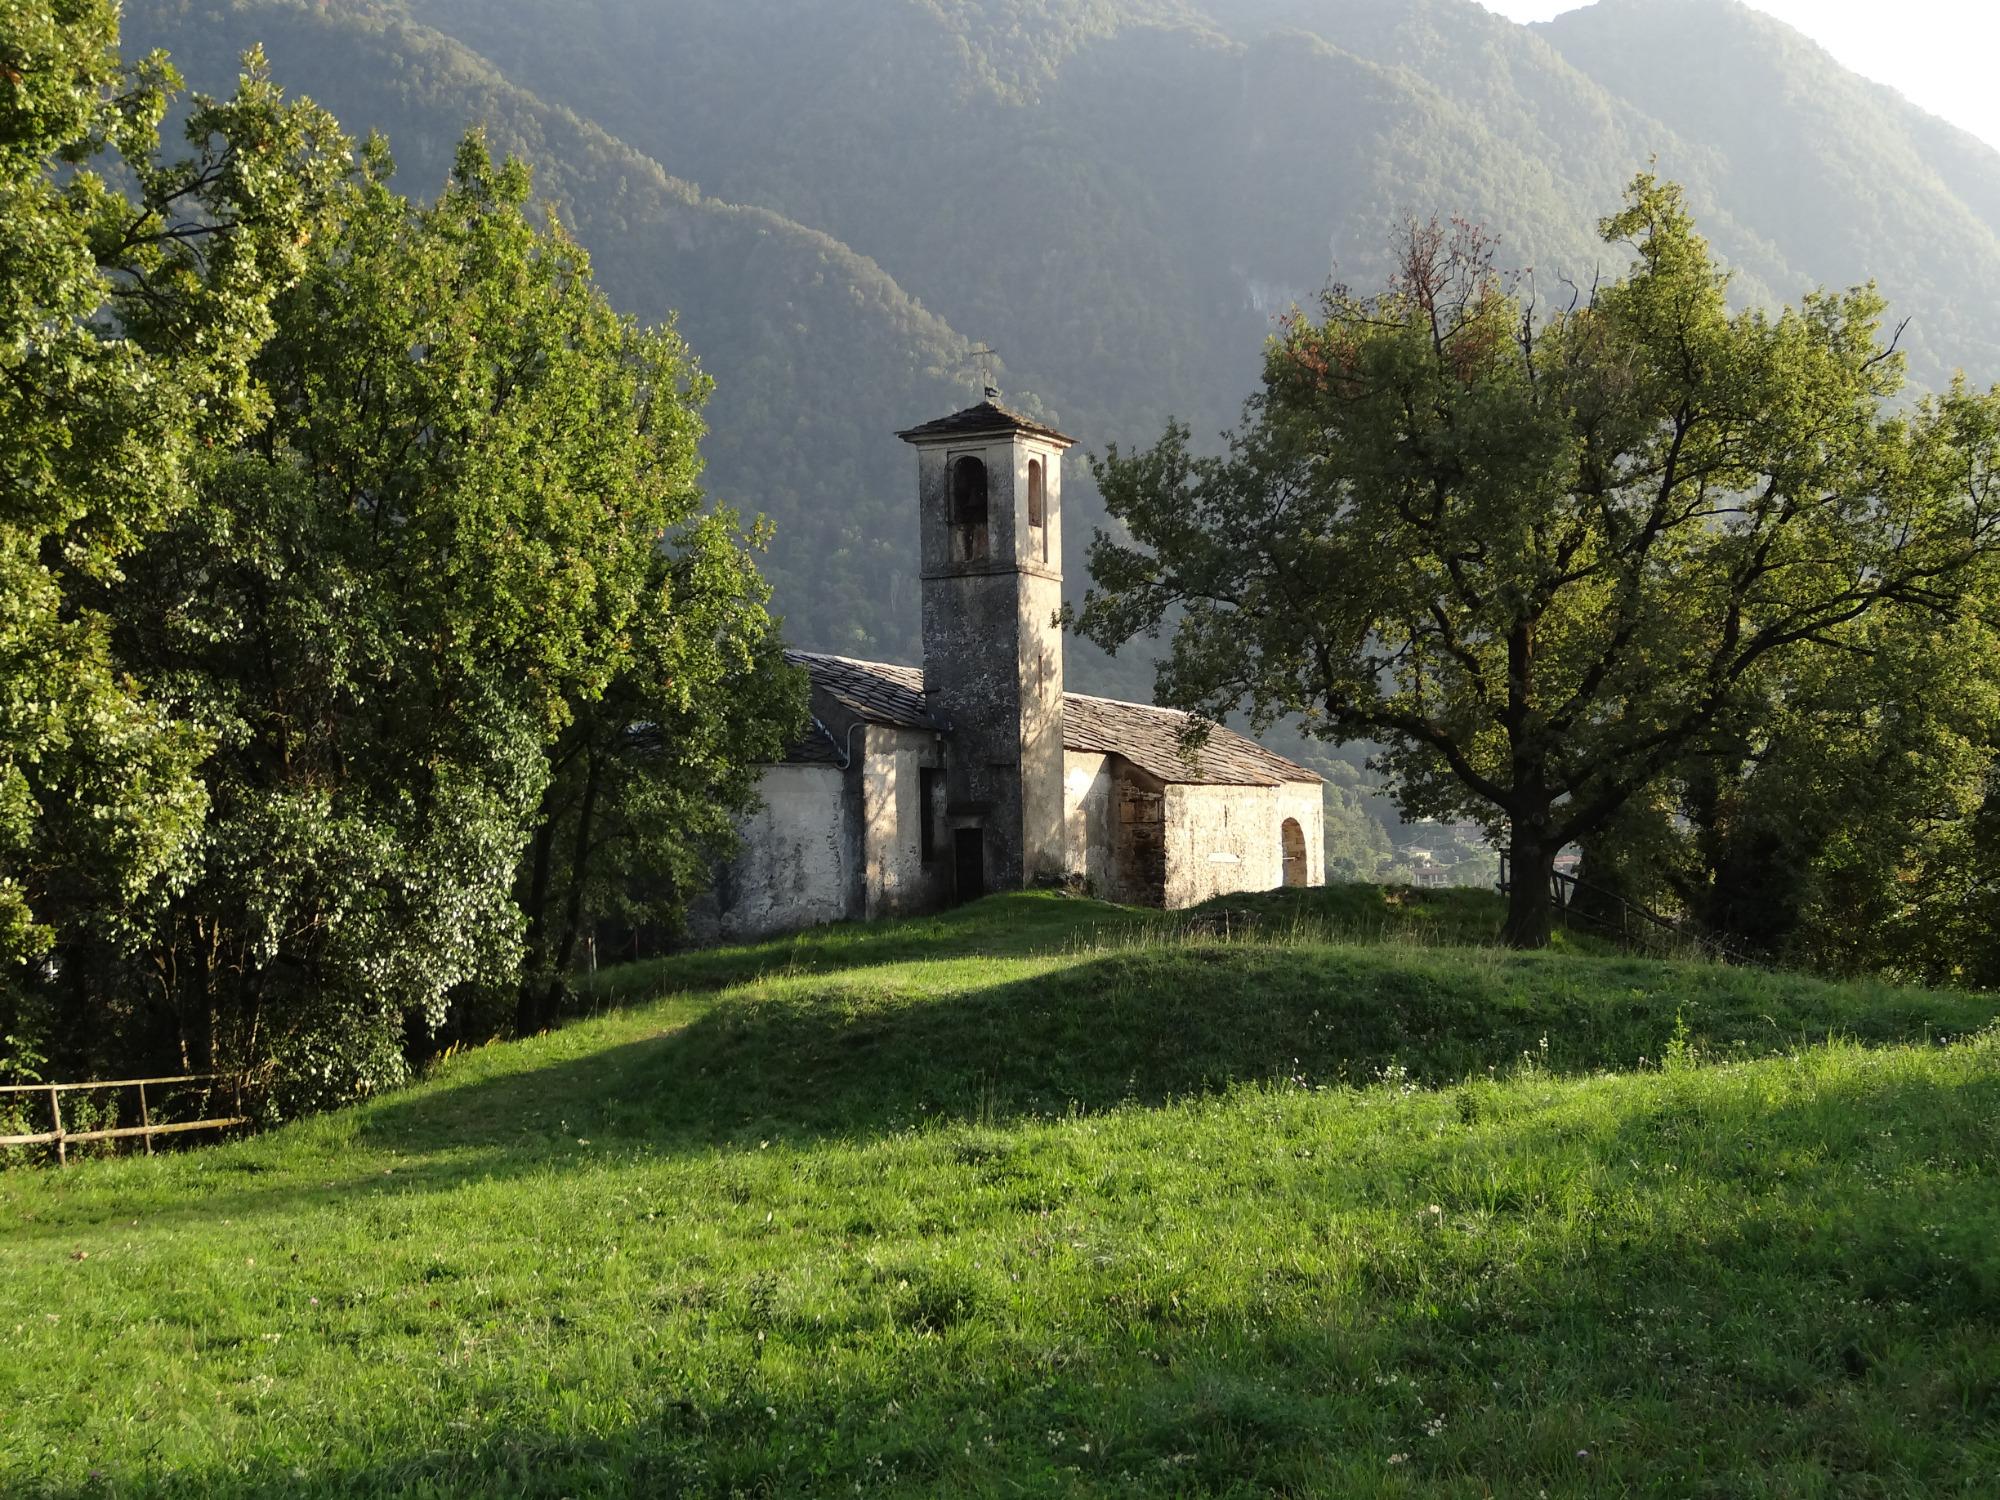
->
(138, 1081, 153, 1156)
(48, 1085, 63, 1167)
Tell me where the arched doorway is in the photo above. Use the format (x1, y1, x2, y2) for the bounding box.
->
(1280, 818, 1308, 888)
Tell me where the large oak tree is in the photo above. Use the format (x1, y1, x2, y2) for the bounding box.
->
(1078, 178, 2000, 946)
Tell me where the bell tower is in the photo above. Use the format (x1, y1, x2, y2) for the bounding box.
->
(899, 392, 1076, 895)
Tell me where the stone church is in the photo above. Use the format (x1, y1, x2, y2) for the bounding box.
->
(693, 396, 1325, 941)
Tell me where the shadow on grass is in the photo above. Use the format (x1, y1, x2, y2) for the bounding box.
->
(572, 884, 1544, 1014)
(577, 889, 1154, 1007)
(363, 942, 2000, 1155)
(1188, 881, 1511, 943)
(21, 1063, 2000, 1499)
(15, 937, 1992, 1244)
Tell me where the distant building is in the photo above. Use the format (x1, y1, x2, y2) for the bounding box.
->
(1403, 848, 1450, 889)
(692, 396, 1324, 941)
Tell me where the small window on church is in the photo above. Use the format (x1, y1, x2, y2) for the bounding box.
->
(1027, 458, 1046, 562)
(920, 767, 941, 864)
(951, 455, 989, 562)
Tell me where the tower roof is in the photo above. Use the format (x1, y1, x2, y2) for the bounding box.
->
(897, 397, 1076, 449)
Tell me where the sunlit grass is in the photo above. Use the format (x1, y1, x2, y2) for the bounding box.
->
(3, 891, 1997, 1496)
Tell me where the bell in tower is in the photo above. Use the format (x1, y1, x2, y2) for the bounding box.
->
(898, 392, 1076, 895)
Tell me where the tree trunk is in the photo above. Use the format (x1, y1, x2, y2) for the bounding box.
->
(1502, 832, 1557, 949)
(1500, 623, 1554, 949)
(515, 810, 559, 1036)
(543, 746, 604, 1020)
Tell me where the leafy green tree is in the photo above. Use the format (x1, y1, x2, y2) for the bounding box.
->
(84, 130, 785, 1107)
(1079, 178, 2000, 946)
(1742, 616, 1999, 978)
(1313, 760, 1396, 881)
(516, 518, 804, 1033)
(1602, 603, 2000, 976)
(1, 6, 340, 1071)
(1941, 776, 2000, 992)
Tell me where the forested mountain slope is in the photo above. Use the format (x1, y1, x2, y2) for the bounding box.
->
(127, 0, 2000, 683)
(1537, 0, 2000, 383)
(127, 0, 986, 662)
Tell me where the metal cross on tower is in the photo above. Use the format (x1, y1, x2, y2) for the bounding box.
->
(967, 346, 1001, 400)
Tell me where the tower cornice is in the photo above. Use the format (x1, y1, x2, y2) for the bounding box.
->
(897, 398, 1076, 449)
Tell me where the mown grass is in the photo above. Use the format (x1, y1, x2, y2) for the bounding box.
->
(3, 890, 1998, 1497)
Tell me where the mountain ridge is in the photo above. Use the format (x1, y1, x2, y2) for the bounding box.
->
(125, 0, 2000, 690)
(1537, 0, 2000, 378)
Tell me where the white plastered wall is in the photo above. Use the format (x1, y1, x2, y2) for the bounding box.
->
(688, 764, 851, 942)
(1160, 779, 1327, 907)
(1062, 751, 1114, 891)
(1275, 780, 1326, 889)
(860, 724, 952, 919)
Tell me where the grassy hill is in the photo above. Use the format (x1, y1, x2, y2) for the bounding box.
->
(5, 890, 1998, 1496)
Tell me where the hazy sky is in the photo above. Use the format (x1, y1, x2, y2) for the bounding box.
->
(1479, 1, 2000, 152)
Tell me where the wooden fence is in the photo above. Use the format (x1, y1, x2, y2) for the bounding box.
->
(0, 1075, 248, 1165)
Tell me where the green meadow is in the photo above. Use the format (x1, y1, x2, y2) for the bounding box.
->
(3, 889, 1997, 1497)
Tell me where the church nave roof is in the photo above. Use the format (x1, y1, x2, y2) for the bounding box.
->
(785, 651, 1321, 788)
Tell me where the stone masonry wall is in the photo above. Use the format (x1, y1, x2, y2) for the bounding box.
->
(915, 432, 1068, 892)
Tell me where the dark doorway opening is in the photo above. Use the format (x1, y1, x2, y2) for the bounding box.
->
(953, 828, 985, 903)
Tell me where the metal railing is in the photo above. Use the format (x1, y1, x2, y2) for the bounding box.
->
(0, 1074, 248, 1165)
(1498, 854, 1745, 963)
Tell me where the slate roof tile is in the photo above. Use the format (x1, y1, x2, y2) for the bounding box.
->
(787, 651, 1320, 787)
(781, 719, 846, 767)
(1061, 691, 1322, 787)
(896, 397, 1076, 448)
(787, 651, 934, 730)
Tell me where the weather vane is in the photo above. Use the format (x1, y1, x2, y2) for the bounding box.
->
(967, 345, 1001, 400)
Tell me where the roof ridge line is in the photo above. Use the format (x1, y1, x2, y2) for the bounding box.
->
(1062, 689, 1193, 714)
(786, 648, 920, 671)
